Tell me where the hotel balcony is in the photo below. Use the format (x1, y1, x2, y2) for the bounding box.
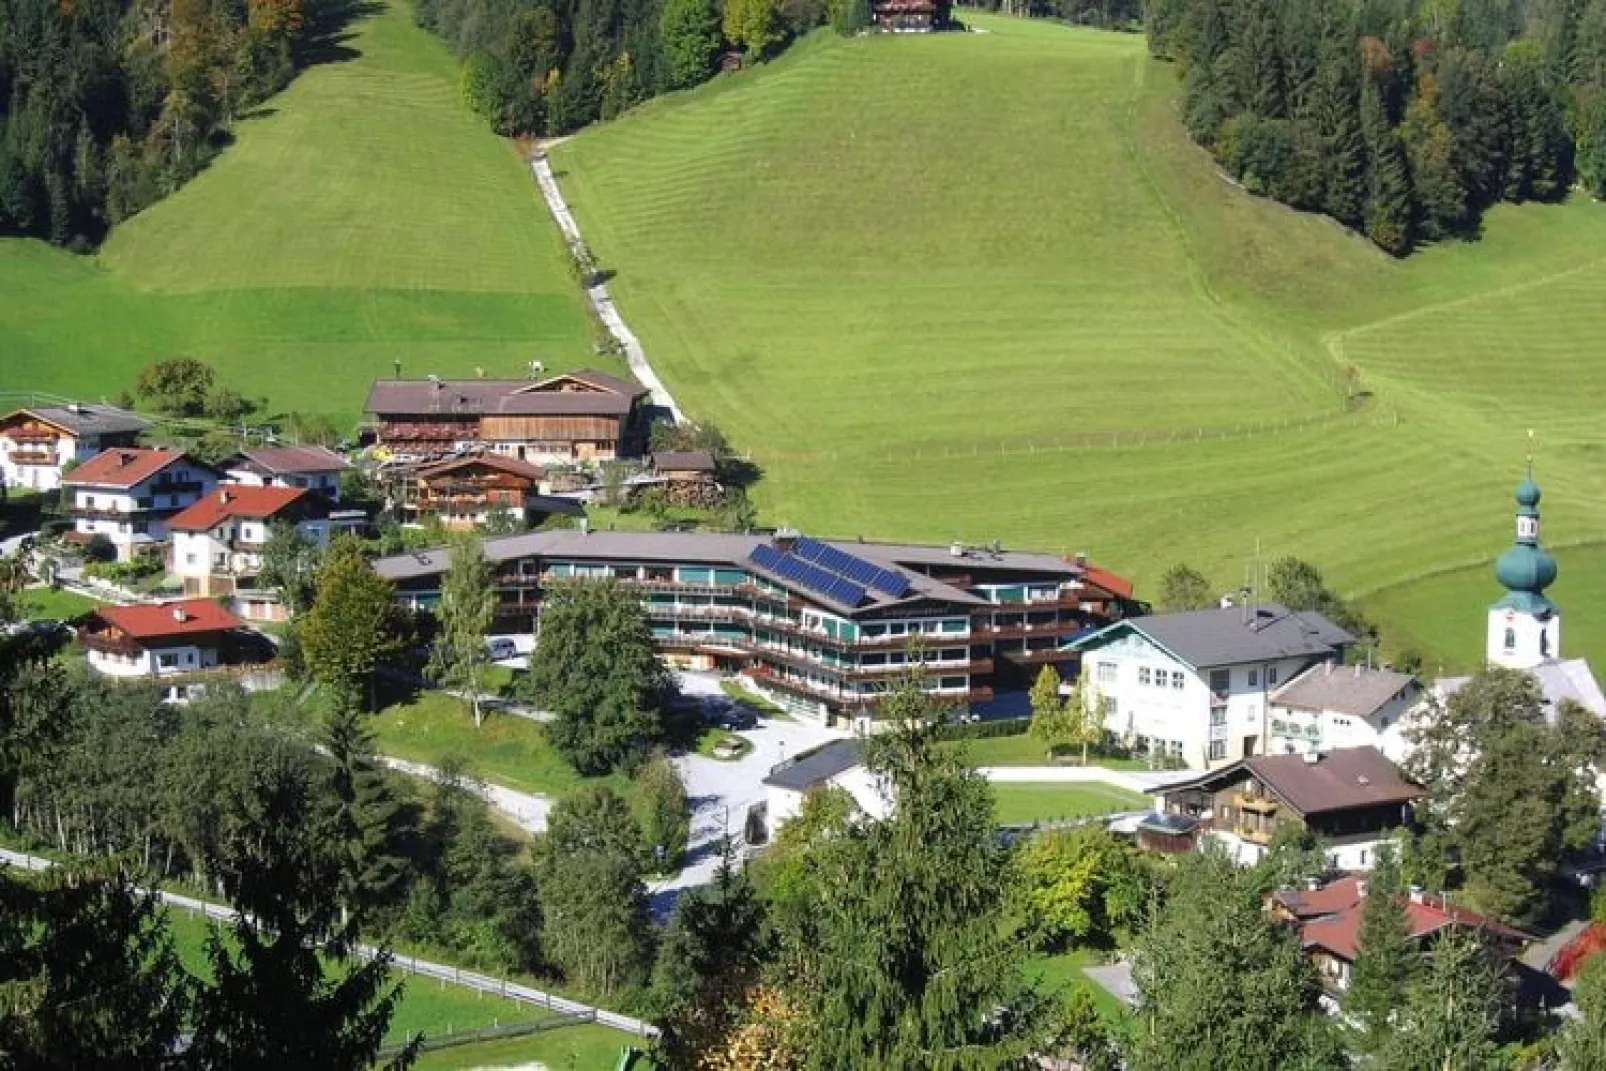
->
(1233, 823, 1275, 845)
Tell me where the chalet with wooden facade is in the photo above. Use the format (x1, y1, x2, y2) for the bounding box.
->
(0, 404, 151, 492)
(363, 371, 649, 464)
(374, 529, 1133, 724)
(64, 448, 221, 560)
(1158, 746, 1422, 871)
(1270, 875, 1530, 998)
(873, 0, 939, 30)
(222, 445, 349, 500)
(408, 454, 583, 530)
(77, 599, 276, 701)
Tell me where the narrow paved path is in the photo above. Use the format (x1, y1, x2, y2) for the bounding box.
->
(377, 755, 554, 834)
(529, 151, 685, 422)
(0, 847, 657, 1038)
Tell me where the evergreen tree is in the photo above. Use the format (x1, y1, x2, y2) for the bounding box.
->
(1343, 844, 1415, 1052)
(1361, 75, 1416, 254)
(300, 536, 407, 708)
(1372, 927, 1506, 1071)
(522, 578, 670, 775)
(430, 539, 496, 727)
(1575, 86, 1606, 199)
(777, 686, 1050, 1068)
(1130, 849, 1343, 1071)
(322, 691, 410, 927)
(1399, 82, 1469, 241)
(1501, 40, 1572, 201)
(1314, 32, 1368, 227)
(660, 0, 721, 88)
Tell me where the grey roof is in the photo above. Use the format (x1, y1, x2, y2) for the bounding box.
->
(650, 450, 716, 473)
(373, 529, 1023, 614)
(19, 404, 151, 437)
(1273, 663, 1418, 718)
(1437, 658, 1606, 718)
(1072, 603, 1352, 668)
(230, 445, 349, 475)
(848, 539, 1081, 577)
(1166, 746, 1421, 818)
(763, 739, 863, 791)
(364, 371, 646, 418)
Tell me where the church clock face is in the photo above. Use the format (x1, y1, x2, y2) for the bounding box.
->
(1518, 516, 1538, 541)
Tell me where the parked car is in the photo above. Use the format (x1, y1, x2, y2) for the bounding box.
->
(716, 706, 758, 731)
(485, 638, 518, 661)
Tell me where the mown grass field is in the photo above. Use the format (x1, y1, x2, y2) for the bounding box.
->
(0, 0, 604, 427)
(990, 783, 1148, 826)
(553, 14, 1606, 653)
(411, 1025, 648, 1069)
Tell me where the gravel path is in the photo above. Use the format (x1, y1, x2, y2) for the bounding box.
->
(376, 754, 554, 833)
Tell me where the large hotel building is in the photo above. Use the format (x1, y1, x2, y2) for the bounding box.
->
(375, 529, 1135, 722)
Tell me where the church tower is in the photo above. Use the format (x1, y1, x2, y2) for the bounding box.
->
(1487, 469, 1560, 669)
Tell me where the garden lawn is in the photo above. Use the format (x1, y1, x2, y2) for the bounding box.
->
(18, 586, 103, 620)
(990, 783, 1147, 827)
(0, 0, 604, 429)
(164, 909, 544, 1046)
(411, 1025, 649, 1070)
(1026, 947, 1131, 1024)
(369, 689, 635, 803)
(554, 14, 1606, 626)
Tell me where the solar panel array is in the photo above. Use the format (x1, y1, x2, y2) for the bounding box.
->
(749, 544, 868, 607)
(792, 537, 912, 598)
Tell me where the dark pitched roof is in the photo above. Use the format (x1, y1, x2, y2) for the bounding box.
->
(230, 445, 349, 475)
(650, 450, 716, 473)
(364, 371, 646, 418)
(1273, 663, 1417, 718)
(417, 454, 548, 482)
(1072, 603, 1352, 668)
(1167, 746, 1421, 818)
(6, 404, 151, 437)
(763, 740, 863, 791)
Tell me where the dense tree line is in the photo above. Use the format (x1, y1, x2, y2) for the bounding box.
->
(417, 0, 871, 137)
(0, 0, 331, 246)
(1145, 0, 1606, 254)
(962, 0, 1139, 32)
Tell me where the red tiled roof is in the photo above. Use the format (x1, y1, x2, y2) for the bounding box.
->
(89, 599, 242, 641)
(168, 487, 310, 532)
(1299, 887, 1530, 963)
(1273, 876, 1365, 920)
(1082, 563, 1134, 599)
(65, 448, 189, 489)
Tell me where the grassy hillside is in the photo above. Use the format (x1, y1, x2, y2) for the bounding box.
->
(553, 15, 1606, 665)
(0, 1, 603, 426)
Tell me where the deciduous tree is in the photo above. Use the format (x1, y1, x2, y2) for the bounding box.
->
(1559, 950, 1606, 1069)
(522, 579, 669, 774)
(257, 520, 320, 615)
(661, 0, 721, 89)
(136, 356, 216, 416)
(430, 540, 496, 726)
(1159, 562, 1213, 611)
(636, 750, 691, 873)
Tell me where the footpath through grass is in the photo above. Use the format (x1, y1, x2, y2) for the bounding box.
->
(554, 14, 1606, 613)
(0, 0, 604, 427)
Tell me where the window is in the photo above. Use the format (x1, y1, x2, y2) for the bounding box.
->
(1097, 662, 1116, 684)
(1208, 740, 1227, 761)
(1268, 666, 1279, 685)
(158, 653, 177, 669)
(1171, 670, 1185, 689)
(1210, 708, 1227, 727)
(1138, 667, 1152, 686)
(1209, 669, 1230, 693)
(1504, 628, 1516, 651)
(185, 553, 196, 565)
(1248, 669, 1259, 687)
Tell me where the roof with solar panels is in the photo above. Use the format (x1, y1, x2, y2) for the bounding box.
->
(374, 528, 1112, 616)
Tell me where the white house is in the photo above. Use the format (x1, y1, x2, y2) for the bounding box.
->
(63, 448, 220, 560)
(78, 599, 242, 679)
(168, 486, 356, 613)
(1268, 663, 1421, 757)
(1069, 604, 1353, 769)
(223, 445, 349, 501)
(0, 403, 150, 492)
(762, 739, 892, 838)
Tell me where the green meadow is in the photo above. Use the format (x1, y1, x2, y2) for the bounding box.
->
(552, 14, 1606, 654)
(0, 1, 603, 426)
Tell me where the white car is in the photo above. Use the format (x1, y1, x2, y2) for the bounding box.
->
(485, 638, 518, 661)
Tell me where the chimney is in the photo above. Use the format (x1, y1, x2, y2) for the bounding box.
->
(774, 527, 799, 553)
(950, 541, 966, 558)
(117, 450, 134, 465)
(1324, 661, 1334, 676)
(171, 606, 187, 623)
(1074, 550, 1088, 567)
(1305, 876, 1322, 892)
(579, 516, 590, 535)
(220, 490, 232, 504)
(1219, 593, 1236, 609)
(1408, 885, 1425, 904)
(1303, 750, 1321, 765)
(1354, 664, 1361, 677)
(1356, 879, 1368, 899)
